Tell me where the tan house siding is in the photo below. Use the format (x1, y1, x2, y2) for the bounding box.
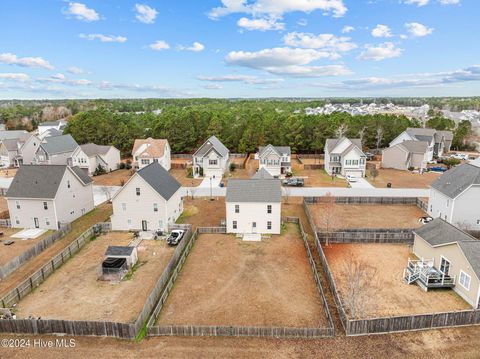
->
(382, 146, 408, 170)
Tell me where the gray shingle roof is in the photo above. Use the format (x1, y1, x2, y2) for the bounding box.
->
(105, 246, 135, 256)
(6, 165, 90, 199)
(2, 138, 20, 152)
(226, 179, 281, 203)
(194, 135, 229, 158)
(326, 138, 362, 155)
(80, 143, 113, 157)
(431, 164, 480, 199)
(137, 162, 181, 200)
(0, 130, 29, 141)
(437, 130, 453, 141)
(40, 134, 79, 155)
(414, 218, 476, 246)
(398, 140, 429, 154)
(251, 168, 274, 180)
(406, 128, 436, 143)
(71, 166, 93, 184)
(258, 144, 291, 157)
(457, 241, 480, 280)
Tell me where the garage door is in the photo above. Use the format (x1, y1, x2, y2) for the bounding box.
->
(204, 168, 223, 179)
(345, 170, 363, 178)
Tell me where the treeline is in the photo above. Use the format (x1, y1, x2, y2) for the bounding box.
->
(65, 105, 421, 156)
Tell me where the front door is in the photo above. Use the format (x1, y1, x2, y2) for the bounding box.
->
(34, 218, 39, 228)
(440, 257, 451, 276)
(142, 220, 148, 231)
(252, 222, 257, 233)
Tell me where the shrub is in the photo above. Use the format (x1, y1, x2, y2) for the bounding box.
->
(229, 163, 237, 172)
(408, 166, 415, 171)
(119, 162, 126, 170)
(186, 167, 193, 178)
(93, 164, 107, 176)
(443, 158, 461, 169)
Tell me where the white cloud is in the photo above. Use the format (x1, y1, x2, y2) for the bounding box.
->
(37, 73, 92, 86)
(341, 25, 354, 33)
(67, 66, 86, 74)
(134, 4, 158, 24)
(197, 74, 284, 84)
(0, 53, 54, 70)
(79, 34, 127, 43)
(371, 24, 393, 38)
(439, 0, 460, 4)
(209, 0, 348, 19)
(177, 42, 205, 52)
(0, 73, 30, 82)
(403, 0, 429, 6)
(149, 40, 170, 51)
(225, 47, 351, 77)
(203, 84, 223, 90)
(297, 18, 308, 26)
(237, 17, 284, 31)
(358, 42, 403, 61)
(405, 22, 434, 37)
(64, 2, 100, 22)
(283, 32, 357, 52)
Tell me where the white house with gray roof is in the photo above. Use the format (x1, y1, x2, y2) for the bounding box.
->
(412, 218, 480, 308)
(226, 177, 282, 235)
(256, 144, 291, 177)
(192, 135, 229, 179)
(427, 164, 480, 229)
(324, 137, 366, 178)
(382, 140, 429, 171)
(6, 165, 94, 230)
(110, 162, 183, 232)
(390, 128, 453, 160)
(0, 131, 32, 167)
(80, 143, 121, 175)
(34, 134, 90, 172)
(37, 120, 67, 136)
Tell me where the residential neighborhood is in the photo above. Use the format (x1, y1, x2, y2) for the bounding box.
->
(192, 135, 230, 178)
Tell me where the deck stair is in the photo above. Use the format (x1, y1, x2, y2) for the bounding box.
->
(404, 258, 456, 290)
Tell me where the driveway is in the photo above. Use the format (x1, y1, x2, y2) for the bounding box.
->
(198, 177, 222, 189)
(348, 178, 374, 189)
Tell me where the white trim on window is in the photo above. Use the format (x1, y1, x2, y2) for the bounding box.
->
(459, 270, 471, 291)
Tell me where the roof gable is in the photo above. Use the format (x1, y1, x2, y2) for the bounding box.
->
(40, 134, 79, 155)
(132, 138, 168, 158)
(431, 164, 480, 199)
(226, 179, 281, 203)
(136, 162, 181, 200)
(194, 135, 229, 158)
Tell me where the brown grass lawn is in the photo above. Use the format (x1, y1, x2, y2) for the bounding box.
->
(92, 169, 133, 186)
(176, 197, 226, 229)
(0, 168, 17, 178)
(169, 169, 202, 187)
(0, 228, 54, 266)
(311, 204, 425, 230)
(367, 168, 441, 188)
(0, 203, 113, 297)
(157, 223, 328, 328)
(294, 169, 348, 187)
(15, 232, 175, 322)
(323, 243, 470, 318)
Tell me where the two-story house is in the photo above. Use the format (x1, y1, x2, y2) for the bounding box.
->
(37, 120, 67, 136)
(80, 143, 121, 175)
(324, 137, 366, 178)
(132, 138, 171, 171)
(6, 165, 94, 230)
(382, 140, 429, 171)
(427, 163, 480, 229)
(192, 135, 229, 179)
(111, 162, 183, 232)
(389, 128, 452, 160)
(256, 145, 291, 177)
(226, 177, 282, 235)
(35, 134, 90, 173)
(0, 131, 31, 167)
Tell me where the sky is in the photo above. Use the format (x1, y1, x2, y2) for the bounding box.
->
(0, 0, 479, 99)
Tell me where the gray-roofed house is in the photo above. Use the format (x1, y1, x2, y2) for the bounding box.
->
(35, 134, 90, 172)
(411, 218, 480, 308)
(192, 135, 229, 178)
(37, 119, 67, 137)
(226, 178, 282, 234)
(0, 131, 32, 167)
(6, 165, 94, 230)
(427, 163, 480, 229)
(389, 127, 453, 160)
(251, 167, 274, 180)
(111, 162, 183, 232)
(381, 140, 430, 171)
(324, 137, 366, 178)
(256, 144, 291, 177)
(80, 143, 121, 175)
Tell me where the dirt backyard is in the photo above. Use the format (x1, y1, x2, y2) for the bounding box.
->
(170, 169, 202, 187)
(176, 197, 225, 229)
(15, 232, 175, 322)
(0, 228, 53, 266)
(311, 204, 425, 230)
(367, 168, 441, 188)
(323, 243, 470, 318)
(294, 169, 348, 187)
(92, 169, 133, 186)
(157, 224, 328, 328)
(0, 204, 113, 297)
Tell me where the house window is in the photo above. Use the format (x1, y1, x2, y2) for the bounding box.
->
(267, 205, 272, 214)
(439, 257, 451, 275)
(459, 270, 471, 290)
(235, 204, 239, 213)
(67, 180, 70, 188)
(141, 159, 150, 165)
(127, 219, 132, 227)
(15, 201, 20, 209)
(360, 158, 365, 165)
(136, 187, 141, 196)
(45, 218, 50, 226)
(346, 160, 351, 165)
(477, 220, 480, 225)
(233, 221, 237, 229)
(158, 220, 163, 229)
(122, 203, 127, 211)
(15, 216, 19, 225)
(209, 159, 218, 165)
(153, 203, 158, 212)
(267, 221, 272, 230)
(252, 222, 257, 228)
(43, 202, 48, 210)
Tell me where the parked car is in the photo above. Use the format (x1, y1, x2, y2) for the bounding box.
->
(346, 175, 358, 183)
(365, 152, 375, 161)
(282, 177, 304, 187)
(167, 230, 185, 246)
(450, 153, 468, 160)
(419, 216, 434, 224)
(430, 166, 447, 172)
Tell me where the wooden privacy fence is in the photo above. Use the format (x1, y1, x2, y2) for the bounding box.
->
(148, 217, 335, 338)
(197, 227, 227, 234)
(0, 224, 72, 279)
(305, 196, 422, 205)
(304, 164, 324, 170)
(317, 228, 415, 244)
(0, 219, 11, 228)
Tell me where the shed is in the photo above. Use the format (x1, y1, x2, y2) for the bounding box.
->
(104, 246, 138, 267)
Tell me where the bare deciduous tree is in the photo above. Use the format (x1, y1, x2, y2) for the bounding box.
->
(375, 127, 384, 150)
(358, 126, 367, 148)
(319, 192, 338, 246)
(369, 167, 379, 182)
(335, 123, 348, 138)
(341, 256, 379, 319)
